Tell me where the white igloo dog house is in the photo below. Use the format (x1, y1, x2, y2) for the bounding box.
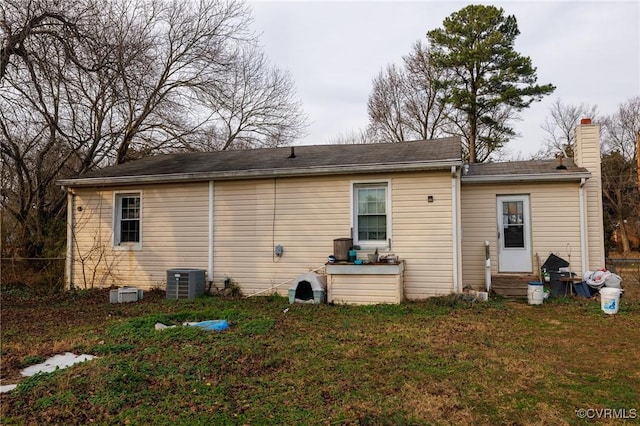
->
(288, 272, 326, 304)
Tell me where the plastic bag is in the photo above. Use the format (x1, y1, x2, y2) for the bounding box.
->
(584, 269, 621, 289)
(183, 320, 229, 331)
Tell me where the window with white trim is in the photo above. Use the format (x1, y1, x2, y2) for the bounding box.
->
(114, 193, 141, 247)
(353, 182, 390, 248)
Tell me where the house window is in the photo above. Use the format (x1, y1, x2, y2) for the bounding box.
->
(353, 182, 390, 247)
(114, 193, 141, 247)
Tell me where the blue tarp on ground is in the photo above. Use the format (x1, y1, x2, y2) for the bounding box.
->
(185, 320, 229, 331)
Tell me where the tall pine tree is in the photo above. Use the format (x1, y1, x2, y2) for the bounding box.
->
(428, 5, 555, 163)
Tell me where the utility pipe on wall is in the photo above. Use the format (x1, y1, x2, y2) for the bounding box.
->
(451, 166, 459, 293)
(208, 181, 214, 285)
(485, 240, 491, 292)
(579, 178, 588, 271)
(65, 187, 75, 289)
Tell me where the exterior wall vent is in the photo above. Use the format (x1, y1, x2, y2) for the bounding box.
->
(166, 269, 206, 300)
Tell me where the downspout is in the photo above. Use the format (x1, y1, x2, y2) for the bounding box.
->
(579, 178, 588, 271)
(208, 181, 214, 286)
(451, 166, 459, 293)
(485, 241, 491, 292)
(65, 187, 75, 289)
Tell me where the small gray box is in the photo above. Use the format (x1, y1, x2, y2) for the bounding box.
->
(118, 288, 139, 303)
(109, 287, 143, 303)
(166, 269, 206, 300)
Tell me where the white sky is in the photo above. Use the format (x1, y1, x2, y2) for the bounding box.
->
(248, 0, 640, 158)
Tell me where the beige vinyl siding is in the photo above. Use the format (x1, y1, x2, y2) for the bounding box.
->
(328, 274, 403, 305)
(212, 176, 351, 295)
(391, 172, 454, 298)
(70, 184, 209, 289)
(461, 182, 582, 289)
(213, 171, 455, 300)
(69, 170, 456, 300)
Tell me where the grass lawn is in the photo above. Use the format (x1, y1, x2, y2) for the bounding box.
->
(1, 287, 639, 425)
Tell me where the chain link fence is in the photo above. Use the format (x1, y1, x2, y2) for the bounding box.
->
(606, 258, 640, 301)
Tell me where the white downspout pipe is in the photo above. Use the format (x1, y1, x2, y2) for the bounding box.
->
(579, 178, 588, 271)
(208, 181, 214, 285)
(485, 241, 491, 292)
(451, 166, 459, 293)
(65, 187, 75, 289)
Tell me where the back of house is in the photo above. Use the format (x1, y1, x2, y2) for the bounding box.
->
(58, 120, 604, 303)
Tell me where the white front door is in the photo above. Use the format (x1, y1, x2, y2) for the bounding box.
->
(497, 195, 532, 273)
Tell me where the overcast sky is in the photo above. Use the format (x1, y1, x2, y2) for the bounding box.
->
(247, 0, 640, 158)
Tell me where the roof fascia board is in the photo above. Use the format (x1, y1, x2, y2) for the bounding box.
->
(59, 159, 462, 188)
(461, 172, 591, 184)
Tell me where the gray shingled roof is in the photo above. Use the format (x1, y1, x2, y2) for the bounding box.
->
(58, 137, 592, 188)
(59, 137, 463, 187)
(462, 158, 591, 183)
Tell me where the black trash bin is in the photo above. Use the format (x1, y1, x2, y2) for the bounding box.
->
(543, 254, 571, 297)
(549, 271, 571, 297)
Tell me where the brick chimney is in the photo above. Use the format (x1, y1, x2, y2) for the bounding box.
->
(574, 118, 604, 270)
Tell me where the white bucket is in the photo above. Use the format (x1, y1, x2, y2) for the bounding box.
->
(600, 287, 622, 314)
(527, 282, 544, 305)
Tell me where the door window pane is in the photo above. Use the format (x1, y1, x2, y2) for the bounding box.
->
(502, 201, 524, 248)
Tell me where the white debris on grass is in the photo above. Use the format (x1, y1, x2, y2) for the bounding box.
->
(20, 352, 96, 376)
(0, 384, 18, 393)
(0, 352, 96, 394)
(155, 322, 177, 330)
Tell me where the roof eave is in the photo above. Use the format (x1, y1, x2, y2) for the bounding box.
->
(461, 172, 591, 184)
(58, 159, 463, 188)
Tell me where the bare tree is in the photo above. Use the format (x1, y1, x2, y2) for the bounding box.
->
(0, 0, 101, 256)
(601, 97, 640, 253)
(402, 41, 450, 141)
(0, 0, 102, 80)
(1, 0, 307, 257)
(193, 46, 308, 151)
(536, 98, 598, 158)
(108, 0, 256, 164)
(367, 64, 408, 142)
(328, 128, 372, 145)
(365, 38, 517, 162)
(601, 96, 640, 161)
(367, 41, 449, 143)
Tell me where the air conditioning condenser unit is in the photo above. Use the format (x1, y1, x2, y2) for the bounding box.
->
(166, 269, 205, 300)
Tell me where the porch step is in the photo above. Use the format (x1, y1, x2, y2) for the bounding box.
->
(490, 274, 539, 298)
